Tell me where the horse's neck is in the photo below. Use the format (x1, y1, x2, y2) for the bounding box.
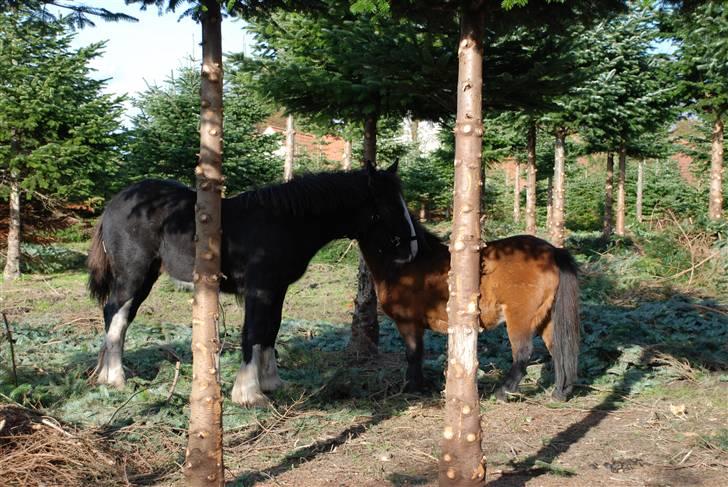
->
(362, 233, 449, 285)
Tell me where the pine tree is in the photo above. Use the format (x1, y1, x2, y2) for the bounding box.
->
(0, 13, 124, 280)
(123, 64, 281, 193)
(668, 1, 728, 220)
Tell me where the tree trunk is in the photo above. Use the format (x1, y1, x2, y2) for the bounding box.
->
(410, 118, 420, 152)
(550, 130, 566, 247)
(709, 116, 724, 221)
(525, 122, 537, 235)
(513, 161, 521, 223)
(3, 179, 21, 281)
(546, 177, 553, 233)
(636, 159, 644, 223)
(342, 139, 352, 171)
(183, 2, 224, 485)
(284, 114, 295, 181)
(419, 200, 429, 222)
(350, 113, 379, 354)
(616, 144, 626, 237)
(439, 6, 486, 486)
(603, 151, 614, 237)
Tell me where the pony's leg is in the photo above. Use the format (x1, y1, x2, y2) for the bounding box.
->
(259, 291, 286, 393)
(497, 317, 534, 402)
(93, 261, 159, 388)
(397, 321, 426, 392)
(231, 288, 278, 407)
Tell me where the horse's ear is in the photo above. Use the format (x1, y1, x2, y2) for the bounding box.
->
(385, 158, 399, 174)
(364, 159, 377, 179)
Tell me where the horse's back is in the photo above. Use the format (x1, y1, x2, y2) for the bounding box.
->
(101, 180, 196, 280)
(480, 235, 561, 330)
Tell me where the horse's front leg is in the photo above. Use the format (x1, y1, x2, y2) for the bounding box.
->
(397, 321, 427, 392)
(93, 299, 134, 388)
(231, 288, 285, 407)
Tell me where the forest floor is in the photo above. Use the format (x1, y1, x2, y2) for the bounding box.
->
(1, 233, 727, 486)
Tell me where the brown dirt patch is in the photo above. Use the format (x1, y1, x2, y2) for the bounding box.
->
(240, 383, 727, 487)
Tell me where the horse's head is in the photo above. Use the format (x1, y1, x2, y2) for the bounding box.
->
(359, 159, 418, 264)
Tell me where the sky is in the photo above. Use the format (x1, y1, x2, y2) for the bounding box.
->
(60, 1, 253, 101)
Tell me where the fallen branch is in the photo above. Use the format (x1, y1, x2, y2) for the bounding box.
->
(2, 312, 18, 387)
(661, 252, 719, 281)
(165, 361, 181, 401)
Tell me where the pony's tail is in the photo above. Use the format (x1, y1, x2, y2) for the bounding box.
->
(551, 247, 580, 401)
(87, 219, 112, 305)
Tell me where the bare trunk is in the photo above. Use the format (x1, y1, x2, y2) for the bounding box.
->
(603, 151, 614, 237)
(183, 2, 224, 485)
(525, 122, 537, 235)
(350, 113, 379, 354)
(284, 114, 295, 181)
(439, 6, 486, 486)
(636, 159, 644, 223)
(3, 179, 21, 281)
(616, 144, 626, 236)
(342, 139, 352, 171)
(419, 200, 429, 222)
(410, 118, 420, 154)
(513, 161, 520, 223)
(550, 130, 566, 248)
(709, 116, 724, 221)
(546, 177, 553, 233)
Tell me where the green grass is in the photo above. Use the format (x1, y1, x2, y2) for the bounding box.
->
(1, 223, 727, 483)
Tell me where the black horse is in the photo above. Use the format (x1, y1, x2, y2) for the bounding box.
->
(87, 161, 418, 407)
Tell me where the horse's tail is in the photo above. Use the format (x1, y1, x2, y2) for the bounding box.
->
(87, 219, 112, 305)
(551, 247, 580, 400)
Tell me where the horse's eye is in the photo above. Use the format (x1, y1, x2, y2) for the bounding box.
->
(391, 236, 401, 247)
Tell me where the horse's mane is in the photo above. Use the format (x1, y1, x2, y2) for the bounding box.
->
(411, 217, 448, 257)
(231, 169, 382, 216)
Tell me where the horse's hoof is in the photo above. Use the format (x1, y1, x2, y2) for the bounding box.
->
(260, 376, 284, 393)
(93, 367, 126, 389)
(551, 387, 571, 402)
(495, 387, 510, 403)
(231, 383, 270, 408)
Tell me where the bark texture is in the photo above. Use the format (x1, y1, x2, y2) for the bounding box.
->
(284, 114, 295, 181)
(439, 6, 486, 486)
(709, 116, 724, 221)
(525, 122, 537, 235)
(183, 2, 225, 485)
(513, 161, 521, 223)
(550, 130, 566, 247)
(603, 152, 614, 237)
(546, 177, 553, 233)
(350, 113, 379, 354)
(616, 144, 626, 237)
(636, 159, 644, 223)
(3, 179, 21, 281)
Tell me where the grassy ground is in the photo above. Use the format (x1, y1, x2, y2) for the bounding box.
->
(1, 231, 727, 486)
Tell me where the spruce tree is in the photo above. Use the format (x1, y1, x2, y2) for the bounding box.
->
(0, 13, 124, 280)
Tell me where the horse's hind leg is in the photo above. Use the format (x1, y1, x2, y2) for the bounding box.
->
(93, 260, 160, 388)
(497, 316, 534, 402)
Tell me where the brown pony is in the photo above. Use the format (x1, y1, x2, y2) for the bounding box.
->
(360, 222, 580, 401)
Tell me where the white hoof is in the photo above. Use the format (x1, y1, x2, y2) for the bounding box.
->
(259, 347, 284, 392)
(231, 345, 269, 407)
(93, 364, 126, 389)
(231, 381, 270, 408)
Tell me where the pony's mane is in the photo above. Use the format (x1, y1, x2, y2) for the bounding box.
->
(232, 170, 379, 216)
